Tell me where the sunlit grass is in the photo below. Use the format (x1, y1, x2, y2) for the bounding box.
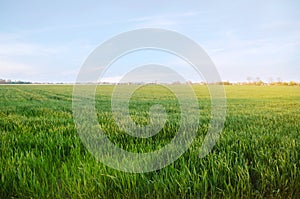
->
(0, 85, 299, 198)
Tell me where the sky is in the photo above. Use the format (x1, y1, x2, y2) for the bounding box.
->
(0, 0, 299, 83)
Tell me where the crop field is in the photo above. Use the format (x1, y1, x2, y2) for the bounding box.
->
(0, 85, 299, 198)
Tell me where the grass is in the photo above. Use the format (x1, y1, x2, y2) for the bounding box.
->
(0, 84, 299, 198)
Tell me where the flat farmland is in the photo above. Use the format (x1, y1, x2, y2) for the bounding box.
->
(0, 85, 299, 198)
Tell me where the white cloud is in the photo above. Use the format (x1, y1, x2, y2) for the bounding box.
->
(0, 58, 36, 77)
(133, 11, 199, 28)
(0, 41, 67, 57)
(206, 35, 300, 81)
(0, 32, 87, 82)
(100, 75, 122, 83)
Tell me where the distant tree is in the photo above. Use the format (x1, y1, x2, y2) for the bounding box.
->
(277, 77, 282, 83)
(289, 81, 297, 86)
(255, 77, 261, 83)
(246, 77, 252, 83)
(268, 77, 274, 83)
(186, 80, 193, 85)
(256, 80, 265, 86)
(222, 81, 232, 85)
(172, 81, 181, 85)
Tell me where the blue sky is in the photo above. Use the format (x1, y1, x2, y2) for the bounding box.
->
(0, 0, 299, 83)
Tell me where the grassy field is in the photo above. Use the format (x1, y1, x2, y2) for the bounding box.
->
(0, 85, 299, 198)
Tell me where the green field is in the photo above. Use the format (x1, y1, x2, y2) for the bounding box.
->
(0, 85, 299, 198)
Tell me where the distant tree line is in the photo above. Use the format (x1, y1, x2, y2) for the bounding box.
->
(1, 78, 299, 86)
(209, 81, 299, 86)
(0, 79, 32, 84)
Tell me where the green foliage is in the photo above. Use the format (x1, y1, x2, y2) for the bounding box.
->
(0, 85, 299, 198)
